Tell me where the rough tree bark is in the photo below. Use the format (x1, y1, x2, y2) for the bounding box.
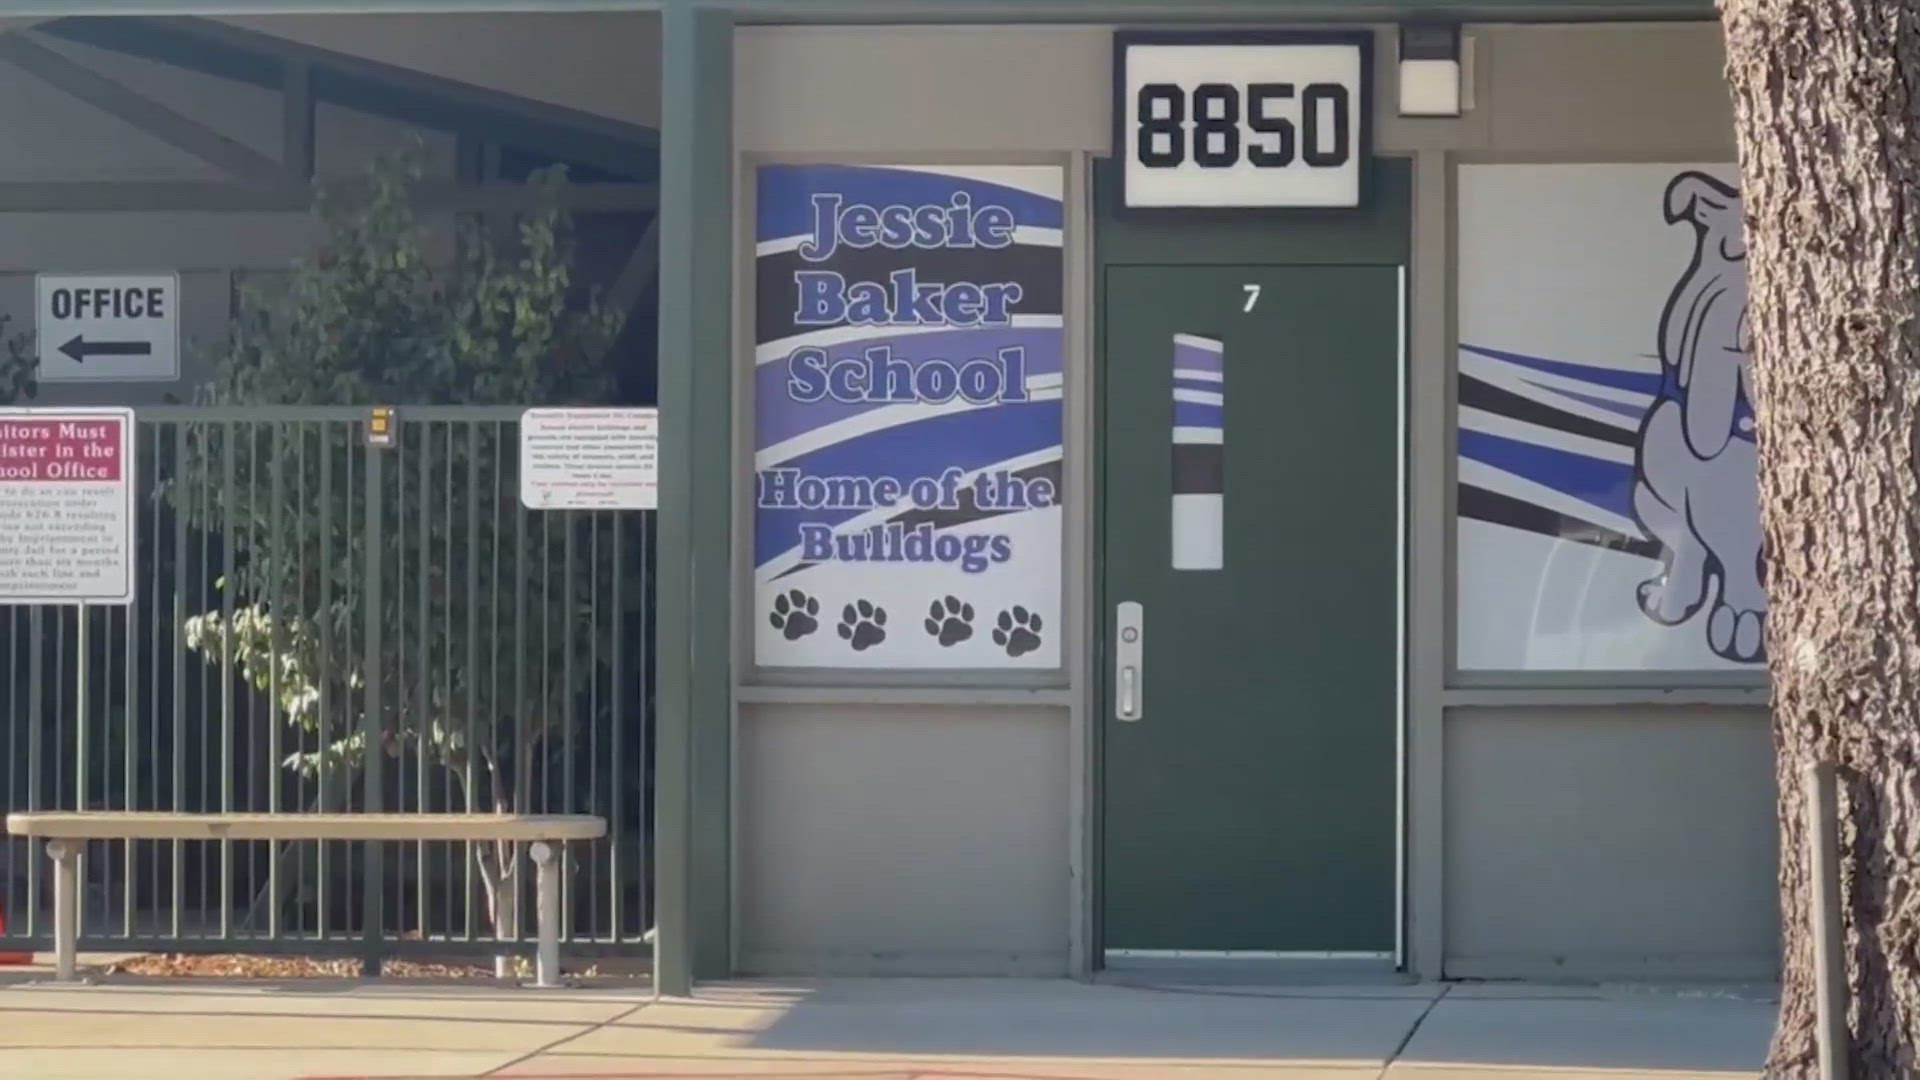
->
(1721, 1, 1920, 1074)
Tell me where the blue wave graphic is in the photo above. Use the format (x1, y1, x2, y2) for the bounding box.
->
(1173, 401, 1222, 428)
(1521, 379, 1647, 423)
(758, 165, 1063, 244)
(1458, 429, 1633, 522)
(1460, 344, 1661, 397)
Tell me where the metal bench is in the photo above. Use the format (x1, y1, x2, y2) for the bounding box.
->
(3, 811, 607, 987)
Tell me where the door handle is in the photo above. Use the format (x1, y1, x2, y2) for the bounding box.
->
(1115, 601, 1143, 721)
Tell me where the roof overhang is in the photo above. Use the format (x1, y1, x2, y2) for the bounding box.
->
(0, 0, 1717, 24)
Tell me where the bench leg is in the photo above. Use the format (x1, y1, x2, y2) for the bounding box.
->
(46, 840, 78, 983)
(530, 841, 560, 989)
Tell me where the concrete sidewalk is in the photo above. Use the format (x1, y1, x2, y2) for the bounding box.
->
(0, 966, 1776, 1080)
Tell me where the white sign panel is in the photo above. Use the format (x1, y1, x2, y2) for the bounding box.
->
(520, 408, 658, 510)
(1455, 163, 1761, 671)
(1116, 32, 1370, 209)
(0, 408, 135, 605)
(35, 274, 181, 382)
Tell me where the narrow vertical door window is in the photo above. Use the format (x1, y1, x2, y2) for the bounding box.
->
(1171, 333, 1224, 570)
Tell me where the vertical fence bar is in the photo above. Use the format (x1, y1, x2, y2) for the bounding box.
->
(294, 424, 311, 940)
(414, 423, 430, 936)
(610, 514, 624, 943)
(512, 459, 528, 950)
(561, 510, 576, 938)
(220, 423, 236, 938)
(124, 540, 138, 936)
(317, 424, 332, 940)
(170, 426, 186, 938)
(463, 422, 479, 942)
(244, 424, 259, 917)
(589, 514, 601, 940)
(4, 610, 18, 939)
(436, 423, 452, 932)
(72, 607, 86, 943)
(107, 605, 120, 937)
(299, 424, 315, 940)
(641, 513, 652, 938)
(361, 431, 385, 974)
(479, 422, 503, 944)
(345, 439, 358, 938)
(53, 610, 65, 814)
(196, 430, 211, 936)
(268, 424, 285, 937)
(25, 606, 41, 937)
(75, 607, 87, 819)
(146, 424, 162, 939)
(540, 514, 552, 820)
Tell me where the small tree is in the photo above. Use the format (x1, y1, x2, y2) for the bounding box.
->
(174, 147, 631, 962)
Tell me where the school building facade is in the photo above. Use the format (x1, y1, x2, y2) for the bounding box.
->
(0, 0, 1774, 996)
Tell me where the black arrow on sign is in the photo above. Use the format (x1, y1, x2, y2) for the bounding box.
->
(59, 335, 152, 364)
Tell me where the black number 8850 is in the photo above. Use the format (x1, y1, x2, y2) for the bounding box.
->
(1134, 81, 1351, 170)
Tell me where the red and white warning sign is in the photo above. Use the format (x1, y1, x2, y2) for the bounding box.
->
(0, 408, 135, 605)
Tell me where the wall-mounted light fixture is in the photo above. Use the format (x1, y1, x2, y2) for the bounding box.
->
(1398, 23, 1462, 117)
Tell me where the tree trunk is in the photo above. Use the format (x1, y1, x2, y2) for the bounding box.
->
(1721, 2, 1920, 1074)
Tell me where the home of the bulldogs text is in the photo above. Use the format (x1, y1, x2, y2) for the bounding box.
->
(758, 464, 1055, 573)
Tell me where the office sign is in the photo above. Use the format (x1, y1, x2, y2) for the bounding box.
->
(0, 408, 135, 605)
(753, 164, 1064, 669)
(35, 273, 180, 382)
(1115, 31, 1370, 209)
(520, 407, 658, 510)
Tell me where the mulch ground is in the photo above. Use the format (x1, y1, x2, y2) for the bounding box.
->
(103, 952, 515, 979)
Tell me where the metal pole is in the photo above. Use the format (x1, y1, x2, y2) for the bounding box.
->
(74, 605, 87, 815)
(361, 437, 386, 977)
(1807, 760, 1849, 1080)
(47, 839, 77, 982)
(73, 606, 87, 950)
(531, 840, 560, 989)
(654, 0, 734, 1000)
(652, 0, 696, 998)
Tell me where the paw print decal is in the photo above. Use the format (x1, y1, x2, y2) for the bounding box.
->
(768, 589, 820, 641)
(837, 599, 888, 651)
(924, 595, 975, 647)
(992, 606, 1043, 658)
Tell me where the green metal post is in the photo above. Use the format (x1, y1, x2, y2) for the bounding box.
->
(362, 435, 386, 976)
(655, 0, 734, 995)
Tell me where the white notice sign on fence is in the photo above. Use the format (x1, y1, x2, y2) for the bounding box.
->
(0, 408, 135, 604)
(520, 408, 658, 510)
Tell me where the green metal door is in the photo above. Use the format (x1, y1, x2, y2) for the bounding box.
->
(1099, 262, 1400, 956)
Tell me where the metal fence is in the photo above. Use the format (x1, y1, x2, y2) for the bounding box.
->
(0, 406, 654, 961)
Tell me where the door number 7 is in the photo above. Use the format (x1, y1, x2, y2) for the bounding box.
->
(1242, 284, 1260, 312)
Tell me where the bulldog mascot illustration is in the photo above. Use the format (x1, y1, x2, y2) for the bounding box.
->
(1630, 172, 1766, 663)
